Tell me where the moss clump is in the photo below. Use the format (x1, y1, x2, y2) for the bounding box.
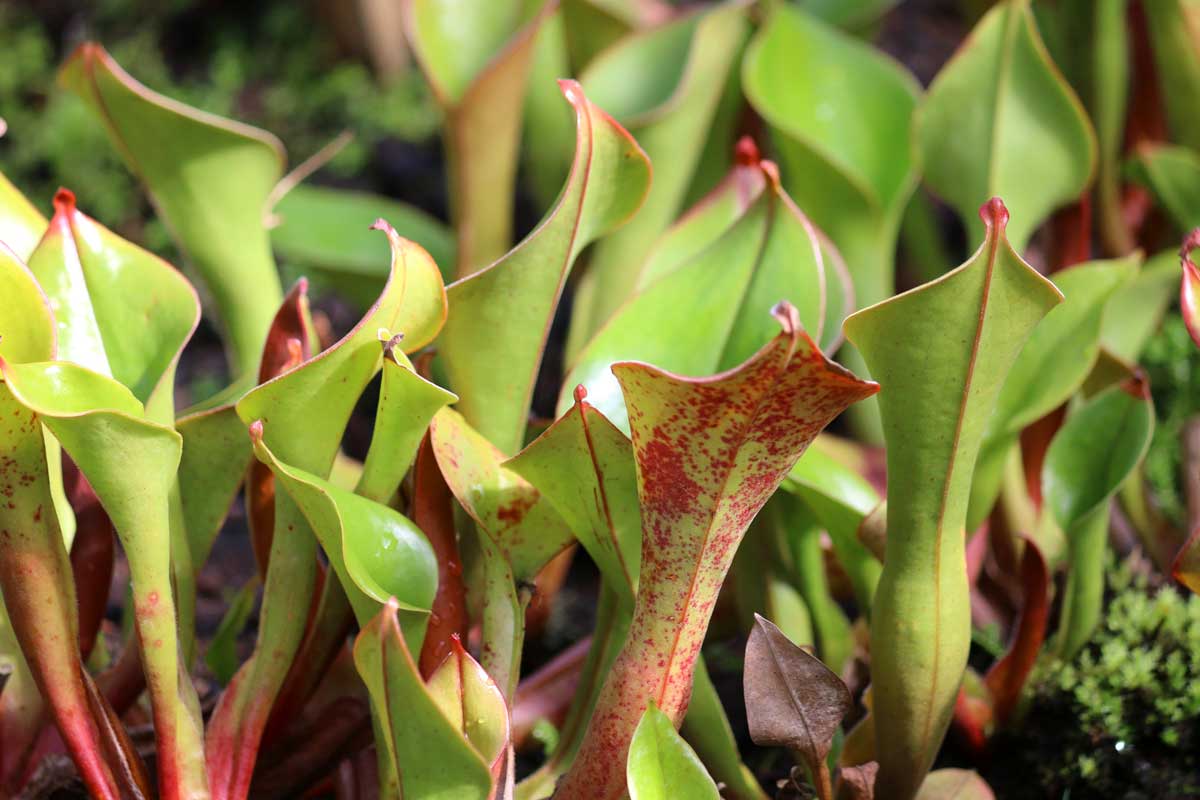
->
(989, 565, 1200, 799)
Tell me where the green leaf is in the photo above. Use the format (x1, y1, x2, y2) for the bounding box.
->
(439, 79, 650, 455)
(744, 613, 851, 798)
(679, 656, 768, 800)
(626, 702, 720, 800)
(555, 303, 877, 800)
(800, 0, 900, 30)
(1043, 381, 1154, 530)
(0, 251, 56, 790)
(60, 43, 286, 374)
(507, 386, 641, 602)
(0, 244, 54, 365)
(915, 0, 1096, 251)
(563, 152, 852, 432)
(522, 9, 576, 208)
(0, 171, 47, 261)
(209, 225, 446, 800)
(568, 2, 751, 341)
(0, 383, 124, 799)
(914, 770, 995, 800)
(1143, 0, 1200, 152)
(26, 189, 199, 417)
(248, 426, 437, 643)
(430, 408, 574, 695)
(0, 358, 208, 799)
(1128, 143, 1200, 233)
(354, 601, 494, 800)
(25, 189, 202, 667)
(1043, 380, 1154, 658)
(744, 4, 919, 308)
(843, 198, 1062, 799)
(403, 0, 550, 274)
(271, 183, 456, 304)
(507, 391, 640, 791)
(204, 577, 261, 685)
(237, 225, 447, 476)
(178, 278, 315, 572)
(766, 495, 854, 674)
(1037, 0, 1133, 254)
(783, 443, 882, 612)
(0, 599, 44, 789)
(1099, 250, 1181, 361)
(426, 636, 510, 771)
(177, 404, 251, 569)
(356, 340, 458, 505)
(966, 255, 1138, 530)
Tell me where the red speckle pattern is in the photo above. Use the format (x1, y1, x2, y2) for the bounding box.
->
(553, 309, 877, 799)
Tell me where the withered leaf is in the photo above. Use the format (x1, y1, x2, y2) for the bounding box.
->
(745, 613, 852, 775)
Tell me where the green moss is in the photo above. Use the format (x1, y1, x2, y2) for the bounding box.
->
(990, 564, 1200, 799)
(0, 1, 439, 241)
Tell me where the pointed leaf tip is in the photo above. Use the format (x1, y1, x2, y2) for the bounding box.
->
(735, 137, 761, 166)
(248, 419, 265, 444)
(978, 197, 1009, 231)
(53, 187, 77, 213)
(771, 301, 802, 336)
(369, 217, 393, 234)
(381, 331, 406, 356)
(557, 78, 585, 105)
(1119, 369, 1151, 400)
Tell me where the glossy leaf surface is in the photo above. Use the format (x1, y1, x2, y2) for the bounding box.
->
(744, 4, 918, 308)
(249, 427, 438, 635)
(0, 358, 208, 800)
(209, 225, 445, 800)
(430, 407, 574, 694)
(626, 703, 720, 800)
(354, 601, 494, 800)
(507, 392, 640, 794)
(844, 199, 1061, 800)
(26, 189, 200, 416)
(440, 79, 650, 455)
(356, 341, 457, 505)
(915, 0, 1095, 250)
(272, 184, 456, 302)
(783, 444, 882, 612)
(426, 636, 510, 773)
(1043, 380, 1154, 657)
(0, 380, 122, 799)
(0, 172, 47, 261)
(570, 2, 751, 338)
(564, 150, 851, 432)
(403, 0, 548, 274)
(966, 255, 1137, 529)
(60, 43, 286, 373)
(1042, 382, 1154, 531)
(507, 386, 641, 602)
(555, 303, 877, 800)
